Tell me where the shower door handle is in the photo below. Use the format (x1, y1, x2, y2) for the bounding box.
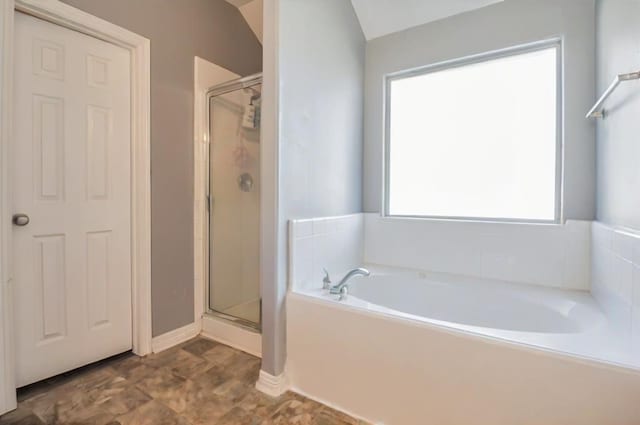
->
(206, 195, 213, 212)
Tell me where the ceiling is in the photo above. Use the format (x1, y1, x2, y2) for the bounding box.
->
(350, 0, 504, 40)
(224, 0, 263, 43)
(224, 0, 254, 7)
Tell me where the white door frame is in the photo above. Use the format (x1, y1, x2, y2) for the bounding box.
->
(0, 0, 151, 414)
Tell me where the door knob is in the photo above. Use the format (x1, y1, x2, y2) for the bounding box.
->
(12, 214, 29, 226)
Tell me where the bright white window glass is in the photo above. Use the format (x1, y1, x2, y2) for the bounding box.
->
(387, 45, 559, 221)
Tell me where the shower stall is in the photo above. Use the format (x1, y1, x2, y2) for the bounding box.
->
(206, 73, 262, 331)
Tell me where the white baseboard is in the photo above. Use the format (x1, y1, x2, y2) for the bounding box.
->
(255, 370, 288, 397)
(151, 321, 200, 353)
(201, 314, 262, 357)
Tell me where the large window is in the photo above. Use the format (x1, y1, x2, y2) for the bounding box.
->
(385, 41, 561, 222)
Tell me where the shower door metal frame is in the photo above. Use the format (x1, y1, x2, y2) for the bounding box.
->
(205, 73, 262, 332)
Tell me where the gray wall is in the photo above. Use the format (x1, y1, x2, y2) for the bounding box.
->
(595, 0, 640, 230)
(364, 0, 597, 220)
(262, 0, 365, 375)
(60, 0, 262, 336)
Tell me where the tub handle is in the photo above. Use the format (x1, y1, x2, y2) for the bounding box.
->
(338, 285, 348, 302)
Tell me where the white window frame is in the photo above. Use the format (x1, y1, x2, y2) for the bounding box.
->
(382, 38, 564, 224)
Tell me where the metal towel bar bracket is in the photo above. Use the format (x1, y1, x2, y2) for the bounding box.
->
(586, 71, 640, 119)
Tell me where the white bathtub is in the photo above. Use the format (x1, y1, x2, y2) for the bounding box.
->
(286, 266, 640, 425)
(349, 268, 602, 333)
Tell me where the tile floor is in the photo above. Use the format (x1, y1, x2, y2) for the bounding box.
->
(0, 337, 367, 425)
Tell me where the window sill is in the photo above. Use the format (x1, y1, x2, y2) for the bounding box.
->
(379, 214, 563, 227)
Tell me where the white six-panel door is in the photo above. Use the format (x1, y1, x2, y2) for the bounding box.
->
(12, 11, 132, 387)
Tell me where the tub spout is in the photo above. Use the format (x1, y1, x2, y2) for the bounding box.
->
(330, 268, 370, 298)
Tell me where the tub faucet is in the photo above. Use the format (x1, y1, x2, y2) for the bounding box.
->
(330, 268, 370, 299)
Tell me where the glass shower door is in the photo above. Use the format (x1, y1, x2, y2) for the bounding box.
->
(208, 78, 261, 329)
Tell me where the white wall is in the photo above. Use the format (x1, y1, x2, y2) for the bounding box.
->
(595, 0, 640, 230)
(261, 0, 366, 376)
(363, 0, 596, 221)
(279, 1, 365, 220)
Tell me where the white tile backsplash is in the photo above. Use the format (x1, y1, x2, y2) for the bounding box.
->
(289, 214, 364, 292)
(290, 215, 631, 296)
(591, 222, 640, 338)
(291, 213, 592, 292)
(364, 214, 591, 290)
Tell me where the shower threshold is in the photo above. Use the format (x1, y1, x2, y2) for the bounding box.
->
(202, 311, 262, 357)
(206, 298, 261, 333)
(221, 299, 261, 324)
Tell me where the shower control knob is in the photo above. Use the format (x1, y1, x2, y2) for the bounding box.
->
(238, 173, 254, 192)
